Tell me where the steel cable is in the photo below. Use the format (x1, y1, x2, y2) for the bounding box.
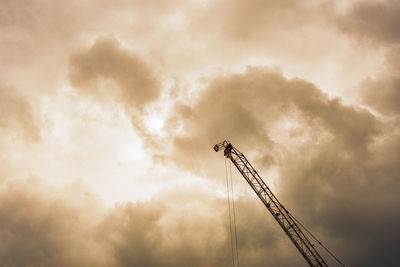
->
(290, 213, 345, 266)
(225, 158, 235, 267)
(229, 160, 240, 267)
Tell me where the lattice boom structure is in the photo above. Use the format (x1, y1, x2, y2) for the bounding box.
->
(214, 140, 328, 267)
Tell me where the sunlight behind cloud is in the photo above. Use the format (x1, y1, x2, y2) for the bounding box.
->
(1, 0, 400, 266)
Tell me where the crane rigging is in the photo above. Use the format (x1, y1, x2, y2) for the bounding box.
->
(214, 140, 341, 267)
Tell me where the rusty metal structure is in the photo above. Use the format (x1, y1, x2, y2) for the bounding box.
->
(214, 140, 328, 267)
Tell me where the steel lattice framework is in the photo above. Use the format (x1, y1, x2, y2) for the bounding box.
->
(214, 140, 328, 267)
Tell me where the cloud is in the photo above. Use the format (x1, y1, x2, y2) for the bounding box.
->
(0, 178, 306, 267)
(69, 37, 163, 148)
(360, 46, 400, 115)
(166, 67, 379, 175)
(336, 0, 400, 45)
(2, 0, 400, 266)
(191, 0, 314, 42)
(69, 37, 160, 111)
(0, 84, 40, 141)
(99, 191, 229, 267)
(330, 9, 400, 261)
(157, 66, 400, 266)
(0, 178, 111, 267)
(65, 34, 399, 266)
(278, 122, 400, 266)
(361, 74, 400, 115)
(333, 1, 400, 116)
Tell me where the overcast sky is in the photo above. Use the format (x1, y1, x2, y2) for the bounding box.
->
(1, 0, 400, 266)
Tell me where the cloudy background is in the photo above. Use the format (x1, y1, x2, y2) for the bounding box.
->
(1, 0, 400, 266)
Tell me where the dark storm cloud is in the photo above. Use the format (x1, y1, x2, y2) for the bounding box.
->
(360, 46, 400, 115)
(335, 1, 400, 116)
(2, 0, 399, 266)
(328, 4, 400, 258)
(0, 85, 40, 141)
(278, 124, 400, 266)
(0, 179, 306, 267)
(361, 73, 400, 115)
(98, 193, 229, 267)
(336, 0, 400, 45)
(69, 37, 160, 111)
(3, 59, 397, 266)
(101, 190, 307, 267)
(167, 67, 379, 174)
(161, 66, 400, 266)
(69, 37, 163, 148)
(65, 32, 399, 266)
(0, 179, 112, 267)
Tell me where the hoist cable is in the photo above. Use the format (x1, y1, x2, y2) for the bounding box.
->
(225, 158, 235, 267)
(229, 160, 240, 267)
(290, 214, 345, 267)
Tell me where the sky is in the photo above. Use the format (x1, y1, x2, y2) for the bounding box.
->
(1, 0, 400, 266)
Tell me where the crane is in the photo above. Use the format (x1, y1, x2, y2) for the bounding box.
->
(214, 140, 328, 267)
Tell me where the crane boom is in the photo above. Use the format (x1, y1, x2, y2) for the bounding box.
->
(214, 140, 328, 267)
